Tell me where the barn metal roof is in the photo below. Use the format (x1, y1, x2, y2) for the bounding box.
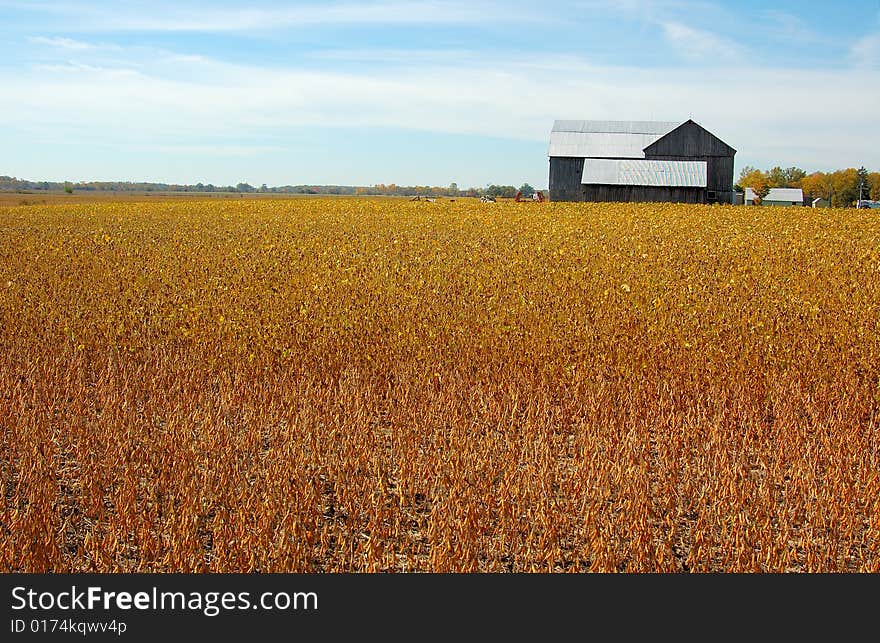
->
(549, 120, 681, 158)
(764, 188, 803, 202)
(744, 187, 804, 203)
(553, 120, 680, 134)
(581, 159, 707, 187)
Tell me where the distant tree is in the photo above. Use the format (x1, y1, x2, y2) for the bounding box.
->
(518, 183, 535, 198)
(766, 166, 786, 188)
(868, 172, 880, 200)
(857, 166, 870, 203)
(63, 182, 73, 194)
(764, 165, 806, 188)
(801, 172, 830, 200)
(738, 169, 769, 203)
(447, 182, 459, 196)
(830, 168, 860, 207)
(486, 184, 517, 198)
(236, 182, 254, 193)
(737, 166, 756, 186)
(782, 167, 806, 187)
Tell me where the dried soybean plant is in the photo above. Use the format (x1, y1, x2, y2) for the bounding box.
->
(0, 198, 878, 572)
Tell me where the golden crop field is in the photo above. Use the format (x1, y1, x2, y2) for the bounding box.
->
(1, 197, 879, 572)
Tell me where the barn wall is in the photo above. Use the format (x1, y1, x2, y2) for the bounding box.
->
(643, 120, 736, 157)
(550, 157, 710, 204)
(643, 120, 736, 203)
(707, 155, 734, 195)
(581, 185, 706, 203)
(549, 157, 585, 202)
(646, 154, 735, 202)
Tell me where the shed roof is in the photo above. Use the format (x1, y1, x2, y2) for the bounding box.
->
(764, 188, 803, 202)
(581, 159, 707, 187)
(549, 120, 681, 158)
(744, 187, 804, 203)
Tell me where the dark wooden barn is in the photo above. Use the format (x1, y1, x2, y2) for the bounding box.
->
(548, 119, 736, 204)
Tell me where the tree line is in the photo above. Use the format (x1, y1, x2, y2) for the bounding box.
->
(0, 176, 539, 199)
(736, 166, 879, 207)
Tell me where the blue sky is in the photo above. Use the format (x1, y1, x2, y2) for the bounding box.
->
(1, 1, 878, 189)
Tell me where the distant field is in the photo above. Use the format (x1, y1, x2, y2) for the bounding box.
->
(0, 191, 362, 207)
(1, 198, 878, 572)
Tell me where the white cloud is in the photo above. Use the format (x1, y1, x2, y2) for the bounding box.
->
(2, 43, 879, 176)
(570, 2, 753, 65)
(660, 20, 747, 62)
(32, 61, 138, 76)
(309, 48, 480, 64)
(760, 10, 824, 44)
(139, 144, 285, 156)
(14, 1, 523, 32)
(28, 36, 98, 49)
(851, 32, 880, 67)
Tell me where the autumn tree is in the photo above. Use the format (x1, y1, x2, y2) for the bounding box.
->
(830, 168, 860, 207)
(735, 166, 755, 190)
(738, 167, 769, 202)
(868, 172, 880, 200)
(801, 172, 830, 201)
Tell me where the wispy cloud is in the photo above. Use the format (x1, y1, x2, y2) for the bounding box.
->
(28, 36, 100, 49)
(13, 1, 523, 32)
(3, 1, 879, 184)
(851, 32, 880, 67)
(138, 143, 285, 156)
(5, 45, 878, 169)
(573, 1, 752, 64)
(660, 20, 747, 62)
(32, 61, 139, 77)
(309, 48, 481, 64)
(760, 10, 825, 44)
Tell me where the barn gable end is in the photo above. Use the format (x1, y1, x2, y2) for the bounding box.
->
(643, 119, 736, 158)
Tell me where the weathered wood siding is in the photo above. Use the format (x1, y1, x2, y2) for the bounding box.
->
(642, 120, 736, 157)
(581, 185, 705, 203)
(644, 120, 736, 203)
(645, 155, 735, 202)
(549, 157, 585, 202)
